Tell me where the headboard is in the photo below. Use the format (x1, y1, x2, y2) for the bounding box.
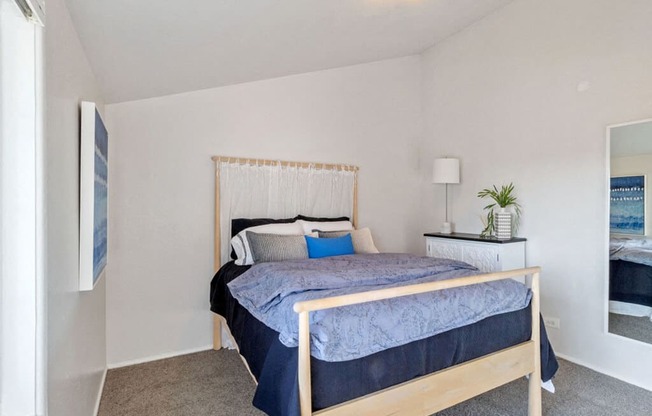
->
(212, 156, 359, 271)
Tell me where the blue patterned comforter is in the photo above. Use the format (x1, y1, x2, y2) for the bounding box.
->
(610, 237, 652, 267)
(228, 253, 531, 362)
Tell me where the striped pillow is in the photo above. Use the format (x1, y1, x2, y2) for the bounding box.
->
(231, 221, 304, 265)
(247, 232, 309, 263)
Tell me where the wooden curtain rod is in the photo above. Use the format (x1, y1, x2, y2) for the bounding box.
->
(211, 156, 359, 172)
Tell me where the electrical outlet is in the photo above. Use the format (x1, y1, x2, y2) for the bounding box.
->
(543, 317, 560, 329)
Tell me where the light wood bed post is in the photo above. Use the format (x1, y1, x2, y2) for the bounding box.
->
(352, 170, 358, 228)
(298, 311, 312, 415)
(213, 159, 222, 350)
(528, 271, 542, 415)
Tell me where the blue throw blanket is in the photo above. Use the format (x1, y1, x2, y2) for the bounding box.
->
(228, 253, 531, 362)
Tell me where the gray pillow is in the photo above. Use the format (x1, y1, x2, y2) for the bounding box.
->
(317, 230, 350, 238)
(247, 232, 308, 263)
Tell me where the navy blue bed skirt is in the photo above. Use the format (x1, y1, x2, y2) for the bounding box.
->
(610, 260, 652, 307)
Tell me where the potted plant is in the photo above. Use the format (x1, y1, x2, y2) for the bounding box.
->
(477, 183, 522, 239)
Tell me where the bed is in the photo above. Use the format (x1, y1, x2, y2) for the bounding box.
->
(209, 156, 558, 416)
(609, 237, 652, 318)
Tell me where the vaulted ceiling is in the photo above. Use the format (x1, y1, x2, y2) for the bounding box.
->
(65, 0, 513, 103)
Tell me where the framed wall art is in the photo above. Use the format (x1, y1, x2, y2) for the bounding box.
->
(610, 175, 645, 235)
(79, 101, 108, 291)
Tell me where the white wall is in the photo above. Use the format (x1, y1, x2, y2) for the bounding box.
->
(611, 154, 652, 236)
(46, 0, 107, 414)
(104, 56, 423, 366)
(420, 0, 652, 389)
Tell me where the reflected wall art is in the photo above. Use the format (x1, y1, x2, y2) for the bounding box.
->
(610, 175, 645, 235)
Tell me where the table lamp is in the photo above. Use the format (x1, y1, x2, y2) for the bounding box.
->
(432, 158, 460, 234)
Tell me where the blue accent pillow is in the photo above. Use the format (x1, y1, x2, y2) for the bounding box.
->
(305, 234, 354, 259)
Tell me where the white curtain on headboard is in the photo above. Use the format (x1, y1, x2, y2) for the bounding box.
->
(218, 161, 356, 264)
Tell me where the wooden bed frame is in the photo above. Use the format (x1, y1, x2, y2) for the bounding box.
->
(210, 156, 542, 416)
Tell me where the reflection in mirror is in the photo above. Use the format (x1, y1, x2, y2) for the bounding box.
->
(609, 119, 652, 344)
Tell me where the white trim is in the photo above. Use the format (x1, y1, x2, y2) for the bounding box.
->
(34, 20, 47, 416)
(93, 367, 108, 416)
(107, 345, 214, 369)
(604, 120, 652, 341)
(0, 4, 42, 414)
(555, 352, 651, 392)
(604, 125, 612, 336)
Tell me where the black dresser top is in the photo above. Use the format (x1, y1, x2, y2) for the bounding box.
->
(424, 232, 526, 244)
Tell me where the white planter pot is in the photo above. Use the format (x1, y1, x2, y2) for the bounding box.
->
(494, 209, 512, 240)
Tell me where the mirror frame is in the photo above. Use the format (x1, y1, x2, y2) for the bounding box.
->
(604, 117, 652, 344)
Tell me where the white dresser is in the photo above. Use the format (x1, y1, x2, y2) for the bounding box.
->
(424, 232, 526, 274)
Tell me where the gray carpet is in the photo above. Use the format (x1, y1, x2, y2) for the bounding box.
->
(98, 350, 652, 416)
(99, 350, 263, 416)
(609, 313, 652, 345)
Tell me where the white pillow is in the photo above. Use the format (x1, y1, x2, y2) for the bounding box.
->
(297, 219, 354, 235)
(231, 221, 304, 265)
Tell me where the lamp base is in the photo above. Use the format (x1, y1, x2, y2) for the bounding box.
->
(440, 222, 452, 234)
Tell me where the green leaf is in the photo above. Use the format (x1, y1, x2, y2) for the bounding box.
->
(477, 182, 521, 235)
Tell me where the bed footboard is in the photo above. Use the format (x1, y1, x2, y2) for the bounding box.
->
(293, 267, 542, 416)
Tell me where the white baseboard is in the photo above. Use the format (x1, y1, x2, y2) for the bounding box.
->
(94, 367, 107, 416)
(555, 352, 651, 392)
(107, 345, 214, 369)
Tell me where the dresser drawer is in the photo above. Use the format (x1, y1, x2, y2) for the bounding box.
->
(426, 238, 500, 272)
(426, 234, 526, 282)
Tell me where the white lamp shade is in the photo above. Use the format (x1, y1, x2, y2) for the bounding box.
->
(432, 158, 460, 184)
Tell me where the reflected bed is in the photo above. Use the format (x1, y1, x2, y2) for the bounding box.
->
(609, 237, 652, 318)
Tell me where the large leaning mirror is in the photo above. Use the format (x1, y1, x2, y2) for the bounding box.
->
(608, 118, 652, 344)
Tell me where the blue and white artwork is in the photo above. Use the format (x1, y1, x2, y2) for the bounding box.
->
(610, 175, 645, 235)
(80, 101, 108, 291)
(93, 110, 108, 283)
